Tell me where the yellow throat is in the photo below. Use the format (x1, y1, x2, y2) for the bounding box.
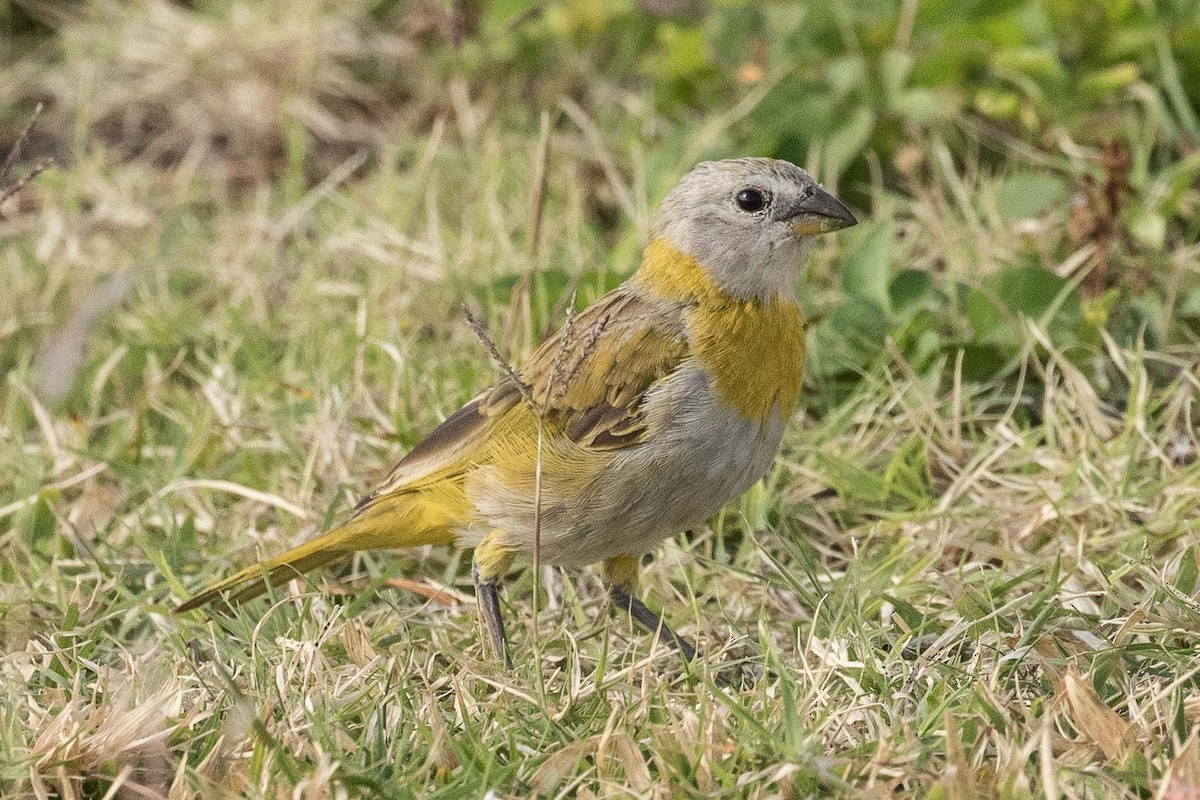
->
(635, 238, 807, 424)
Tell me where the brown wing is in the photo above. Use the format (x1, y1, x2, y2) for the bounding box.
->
(484, 287, 689, 449)
(359, 284, 688, 506)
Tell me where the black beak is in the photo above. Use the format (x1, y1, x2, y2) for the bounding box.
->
(786, 186, 858, 235)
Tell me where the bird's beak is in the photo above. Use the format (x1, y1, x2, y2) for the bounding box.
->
(788, 186, 858, 236)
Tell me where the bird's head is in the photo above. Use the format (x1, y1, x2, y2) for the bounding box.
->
(651, 158, 857, 301)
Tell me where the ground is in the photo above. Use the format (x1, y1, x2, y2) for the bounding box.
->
(2, 1, 1200, 798)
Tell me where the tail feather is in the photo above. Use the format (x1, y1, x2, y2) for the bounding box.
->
(174, 540, 342, 613)
(175, 495, 457, 613)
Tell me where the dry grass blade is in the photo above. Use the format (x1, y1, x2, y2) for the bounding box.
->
(544, 290, 579, 404)
(462, 304, 534, 406)
(559, 97, 638, 226)
(552, 311, 609, 402)
(146, 478, 309, 521)
(1164, 735, 1200, 800)
(0, 158, 54, 210)
(268, 150, 369, 242)
(380, 577, 465, 606)
(528, 736, 601, 794)
(0, 102, 55, 212)
(0, 102, 45, 183)
(1061, 665, 1132, 762)
(505, 110, 554, 351)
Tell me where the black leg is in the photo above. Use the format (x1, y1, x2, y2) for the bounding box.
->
(610, 585, 697, 662)
(473, 564, 512, 668)
(472, 537, 514, 667)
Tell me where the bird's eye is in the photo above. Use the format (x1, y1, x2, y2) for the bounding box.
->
(735, 188, 766, 213)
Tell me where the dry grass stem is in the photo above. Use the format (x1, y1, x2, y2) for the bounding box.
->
(0, 102, 55, 211)
(462, 303, 534, 407)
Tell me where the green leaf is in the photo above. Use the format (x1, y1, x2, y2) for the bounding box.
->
(480, 0, 542, 35)
(1177, 548, 1198, 595)
(880, 593, 927, 630)
(812, 451, 889, 503)
(986, 265, 1068, 319)
(822, 107, 875, 183)
(1082, 288, 1120, 329)
(951, 342, 1010, 382)
(826, 55, 866, 97)
(894, 310, 944, 373)
(827, 296, 891, 354)
(1178, 288, 1200, 318)
(889, 269, 933, 314)
(26, 496, 56, 558)
(992, 46, 1066, 82)
(892, 88, 952, 123)
(996, 172, 1066, 223)
(654, 23, 710, 79)
(974, 87, 1021, 119)
(841, 222, 895, 316)
(880, 49, 914, 102)
(883, 436, 931, 507)
(969, 266, 1075, 350)
(1079, 63, 1140, 97)
(1126, 205, 1166, 250)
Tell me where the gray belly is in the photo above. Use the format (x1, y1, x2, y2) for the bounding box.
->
(462, 366, 788, 566)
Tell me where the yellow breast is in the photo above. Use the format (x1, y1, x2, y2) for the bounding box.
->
(635, 238, 807, 424)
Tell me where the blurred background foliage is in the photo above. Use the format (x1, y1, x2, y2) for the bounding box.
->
(2, 0, 1198, 415)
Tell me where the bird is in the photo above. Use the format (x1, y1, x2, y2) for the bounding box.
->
(175, 157, 857, 665)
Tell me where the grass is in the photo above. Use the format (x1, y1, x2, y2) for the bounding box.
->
(3, 3, 1200, 798)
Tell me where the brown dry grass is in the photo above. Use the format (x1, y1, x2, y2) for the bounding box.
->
(2, 2, 1200, 798)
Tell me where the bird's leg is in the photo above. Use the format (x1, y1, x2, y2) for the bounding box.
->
(472, 534, 515, 667)
(602, 555, 697, 662)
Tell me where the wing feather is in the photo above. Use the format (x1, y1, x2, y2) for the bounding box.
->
(517, 288, 688, 449)
(361, 285, 688, 506)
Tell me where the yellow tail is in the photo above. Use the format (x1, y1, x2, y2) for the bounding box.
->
(175, 491, 460, 613)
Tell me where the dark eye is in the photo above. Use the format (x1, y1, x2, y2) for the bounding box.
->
(735, 188, 766, 212)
